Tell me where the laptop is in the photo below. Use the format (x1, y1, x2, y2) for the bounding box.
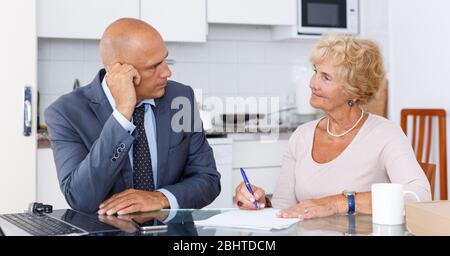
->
(0, 209, 119, 236)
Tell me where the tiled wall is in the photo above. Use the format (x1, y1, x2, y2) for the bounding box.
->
(38, 39, 104, 126)
(38, 25, 317, 125)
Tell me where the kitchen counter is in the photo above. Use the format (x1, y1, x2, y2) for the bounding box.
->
(37, 129, 51, 148)
(37, 111, 316, 148)
(37, 125, 297, 149)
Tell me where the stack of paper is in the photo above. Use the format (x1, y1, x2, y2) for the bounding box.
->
(195, 208, 300, 231)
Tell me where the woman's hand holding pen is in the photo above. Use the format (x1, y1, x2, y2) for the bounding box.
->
(235, 182, 267, 210)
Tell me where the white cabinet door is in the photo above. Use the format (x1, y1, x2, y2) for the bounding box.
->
(0, 0, 37, 213)
(232, 140, 288, 168)
(140, 0, 207, 42)
(208, 0, 297, 26)
(37, 0, 140, 39)
(206, 164, 233, 208)
(231, 139, 288, 197)
(205, 140, 233, 208)
(37, 149, 70, 210)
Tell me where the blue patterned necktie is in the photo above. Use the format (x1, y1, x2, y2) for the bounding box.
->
(132, 104, 155, 191)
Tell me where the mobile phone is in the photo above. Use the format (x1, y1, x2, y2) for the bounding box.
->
(131, 218, 168, 232)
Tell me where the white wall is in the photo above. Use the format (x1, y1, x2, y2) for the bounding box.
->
(360, 0, 390, 72)
(389, 0, 450, 198)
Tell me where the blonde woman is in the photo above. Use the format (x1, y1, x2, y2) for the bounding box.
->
(235, 34, 431, 219)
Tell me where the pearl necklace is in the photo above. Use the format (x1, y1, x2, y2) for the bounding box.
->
(326, 109, 365, 137)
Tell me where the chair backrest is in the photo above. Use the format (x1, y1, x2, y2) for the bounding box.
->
(419, 162, 436, 199)
(401, 109, 447, 200)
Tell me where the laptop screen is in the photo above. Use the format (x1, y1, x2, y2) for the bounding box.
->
(50, 209, 119, 234)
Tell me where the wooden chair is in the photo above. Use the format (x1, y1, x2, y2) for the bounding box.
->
(419, 162, 436, 199)
(401, 109, 447, 199)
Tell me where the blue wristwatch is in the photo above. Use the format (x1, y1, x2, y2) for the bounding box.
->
(343, 191, 356, 214)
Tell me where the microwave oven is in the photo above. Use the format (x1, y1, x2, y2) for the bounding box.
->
(298, 0, 359, 36)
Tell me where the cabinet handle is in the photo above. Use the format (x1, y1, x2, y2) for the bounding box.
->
(23, 86, 32, 136)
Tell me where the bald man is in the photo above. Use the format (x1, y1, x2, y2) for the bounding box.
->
(45, 18, 220, 214)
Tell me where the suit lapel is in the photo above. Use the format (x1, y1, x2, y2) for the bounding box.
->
(86, 69, 112, 127)
(154, 97, 170, 188)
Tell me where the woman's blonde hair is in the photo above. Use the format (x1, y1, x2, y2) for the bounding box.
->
(310, 33, 386, 105)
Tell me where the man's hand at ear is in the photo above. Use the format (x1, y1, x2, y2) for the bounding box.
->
(106, 63, 141, 120)
(97, 189, 170, 215)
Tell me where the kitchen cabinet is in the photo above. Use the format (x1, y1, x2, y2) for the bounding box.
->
(37, 0, 207, 42)
(204, 139, 234, 208)
(37, 149, 70, 210)
(0, 0, 37, 213)
(37, 0, 140, 39)
(207, 0, 297, 26)
(140, 0, 207, 42)
(232, 139, 289, 196)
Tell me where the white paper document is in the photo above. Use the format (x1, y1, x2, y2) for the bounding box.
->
(194, 208, 300, 231)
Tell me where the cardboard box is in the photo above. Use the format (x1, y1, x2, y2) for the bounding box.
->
(405, 201, 450, 236)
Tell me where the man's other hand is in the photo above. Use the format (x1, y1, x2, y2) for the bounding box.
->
(97, 189, 169, 215)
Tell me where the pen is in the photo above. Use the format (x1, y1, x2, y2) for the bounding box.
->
(240, 168, 259, 209)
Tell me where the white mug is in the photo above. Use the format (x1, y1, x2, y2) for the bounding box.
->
(372, 223, 406, 236)
(371, 183, 420, 225)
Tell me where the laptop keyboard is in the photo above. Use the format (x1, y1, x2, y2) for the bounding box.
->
(0, 213, 86, 236)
